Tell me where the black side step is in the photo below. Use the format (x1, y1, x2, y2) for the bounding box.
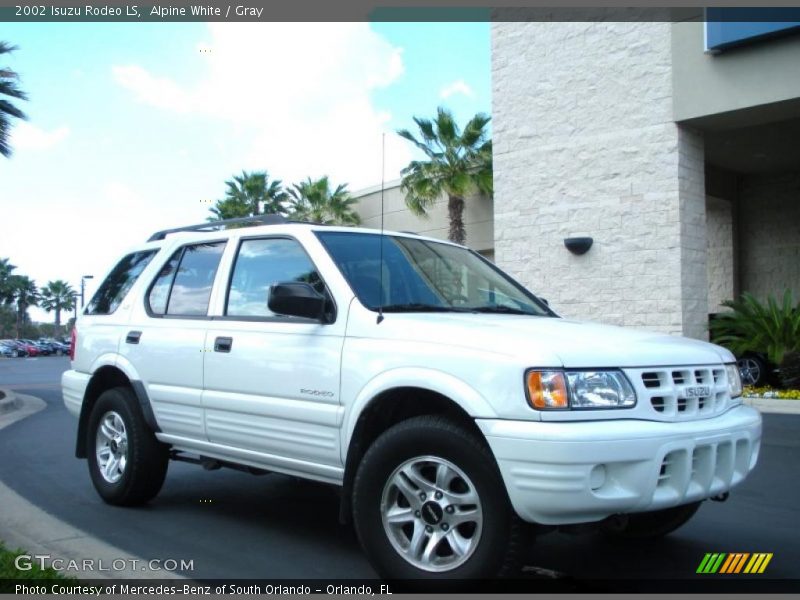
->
(169, 451, 270, 476)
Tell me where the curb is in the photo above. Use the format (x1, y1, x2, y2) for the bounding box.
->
(0, 391, 47, 431)
(0, 480, 186, 580)
(743, 396, 800, 415)
(0, 387, 21, 415)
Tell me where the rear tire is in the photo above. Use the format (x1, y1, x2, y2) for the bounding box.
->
(86, 386, 169, 506)
(352, 415, 525, 582)
(601, 501, 702, 540)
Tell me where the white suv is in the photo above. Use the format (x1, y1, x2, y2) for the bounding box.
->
(63, 215, 762, 580)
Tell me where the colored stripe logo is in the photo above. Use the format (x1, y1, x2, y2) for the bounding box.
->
(697, 553, 773, 574)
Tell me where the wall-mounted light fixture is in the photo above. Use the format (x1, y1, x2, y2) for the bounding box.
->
(564, 237, 593, 255)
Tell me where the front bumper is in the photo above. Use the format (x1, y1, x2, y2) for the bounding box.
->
(477, 404, 762, 525)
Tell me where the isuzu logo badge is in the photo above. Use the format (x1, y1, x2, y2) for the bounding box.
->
(684, 385, 711, 398)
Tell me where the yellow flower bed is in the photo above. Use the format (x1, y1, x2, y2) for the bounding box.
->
(743, 386, 800, 400)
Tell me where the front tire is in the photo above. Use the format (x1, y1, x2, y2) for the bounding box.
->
(601, 501, 702, 540)
(86, 386, 169, 506)
(352, 416, 524, 580)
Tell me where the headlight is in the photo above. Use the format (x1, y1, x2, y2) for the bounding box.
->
(725, 363, 743, 399)
(526, 369, 636, 410)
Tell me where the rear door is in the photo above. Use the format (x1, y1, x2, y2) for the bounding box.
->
(120, 240, 226, 441)
(202, 235, 345, 478)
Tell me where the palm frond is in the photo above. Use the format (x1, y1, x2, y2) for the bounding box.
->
(396, 107, 493, 241)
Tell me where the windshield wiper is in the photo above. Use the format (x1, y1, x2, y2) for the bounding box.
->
(471, 305, 534, 315)
(379, 303, 470, 313)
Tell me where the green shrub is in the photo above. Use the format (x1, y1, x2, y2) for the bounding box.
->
(710, 290, 800, 388)
(0, 541, 70, 582)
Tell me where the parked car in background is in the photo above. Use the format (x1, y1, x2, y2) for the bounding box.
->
(21, 339, 51, 356)
(708, 313, 778, 387)
(0, 343, 16, 358)
(736, 352, 778, 387)
(16, 341, 40, 357)
(0, 340, 29, 357)
(36, 339, 59, 355)
(43, 339, 70, 356)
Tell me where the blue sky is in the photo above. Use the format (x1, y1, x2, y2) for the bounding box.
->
(0, 22, 490, 322)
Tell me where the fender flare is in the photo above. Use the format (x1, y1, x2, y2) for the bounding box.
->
(76, 355, 160, 458)
(112, 354, 161, 433)
(341, 367, 497, 460)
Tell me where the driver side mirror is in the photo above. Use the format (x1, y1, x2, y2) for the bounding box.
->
(268, 282, 326, 321)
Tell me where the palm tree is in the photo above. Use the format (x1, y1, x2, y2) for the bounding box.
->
(208, 170, 288, 221)
(39, 280, 76, 337)
(1, 42, 28, 158)
(397, 107, 493, 245)
(0, 257, 17, 304)
(8, 275, 37, 338)
(288, 176, 361, 226)
(207, 196, 251, 221)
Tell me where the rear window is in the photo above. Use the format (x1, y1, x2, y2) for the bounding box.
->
(85, 250, 158, 315)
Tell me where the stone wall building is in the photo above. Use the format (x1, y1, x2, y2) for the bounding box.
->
(492, 19, 800, 340)
(353, 18, 800, 341)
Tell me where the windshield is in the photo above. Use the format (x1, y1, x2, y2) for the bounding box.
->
(316, 232, 552, 316)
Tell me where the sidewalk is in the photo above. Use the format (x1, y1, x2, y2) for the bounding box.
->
(743, 395, 800, 415)
(0, 388, 184, 580)
(0, 388, 46, 430)
(0, 387, 19, 413)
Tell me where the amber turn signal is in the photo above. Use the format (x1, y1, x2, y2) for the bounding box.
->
(526, 370, 569, 409)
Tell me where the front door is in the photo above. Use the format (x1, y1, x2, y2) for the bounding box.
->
(202, 236, 345, 475)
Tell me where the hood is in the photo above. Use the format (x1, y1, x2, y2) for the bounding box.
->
(366, 313, 733, 368)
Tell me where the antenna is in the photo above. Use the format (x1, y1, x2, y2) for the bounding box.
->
(377, 133, 386, 325)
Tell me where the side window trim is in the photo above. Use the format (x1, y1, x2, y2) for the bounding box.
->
(145, 240, 226, 318)
(223, 234, 337, 323)
(162, 246, 186, 316)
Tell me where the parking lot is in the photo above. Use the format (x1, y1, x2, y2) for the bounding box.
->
(1, 357, 798, 591)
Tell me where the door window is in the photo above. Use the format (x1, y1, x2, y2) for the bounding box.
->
(147, 242, 226, 316)
(226, 237, 326, 318)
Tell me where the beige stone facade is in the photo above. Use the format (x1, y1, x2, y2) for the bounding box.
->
(491, 22, 709, 339)
(351, 21, 800, 342)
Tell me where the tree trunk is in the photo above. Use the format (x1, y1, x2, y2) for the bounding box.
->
(447, 195, 466, 245)
(15, 305, 23, 338)
(55, 307, 61, 337)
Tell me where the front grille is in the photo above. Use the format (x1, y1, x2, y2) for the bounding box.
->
(635, 366, 730, 420)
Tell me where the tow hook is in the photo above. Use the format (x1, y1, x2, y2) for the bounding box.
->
(711, 492, 729, 502)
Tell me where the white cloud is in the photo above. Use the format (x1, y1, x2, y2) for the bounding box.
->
(439, 79, 474, 100)
(10, 122, 70, 151)
(112, 65, 193, 113)
(14, 179, 210, 324)
(112, 23, 412, 189)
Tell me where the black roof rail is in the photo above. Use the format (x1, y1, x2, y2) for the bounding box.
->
(147, 214, 287, 242)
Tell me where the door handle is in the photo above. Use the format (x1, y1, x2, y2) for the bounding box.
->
(126, 331, 142, 344)
(214, 336, 233, 353)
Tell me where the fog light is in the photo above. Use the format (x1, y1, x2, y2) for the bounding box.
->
(590, 464, 606, 491)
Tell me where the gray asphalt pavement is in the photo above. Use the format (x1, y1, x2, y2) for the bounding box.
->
(1, 357, 798, 589)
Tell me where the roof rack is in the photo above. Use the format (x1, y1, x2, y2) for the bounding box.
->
(147, 214, 287, 242)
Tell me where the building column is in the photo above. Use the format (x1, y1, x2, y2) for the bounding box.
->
(492, 21, 709, 339)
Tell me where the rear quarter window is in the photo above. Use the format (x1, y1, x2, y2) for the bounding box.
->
(84, 250, 158, 315)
